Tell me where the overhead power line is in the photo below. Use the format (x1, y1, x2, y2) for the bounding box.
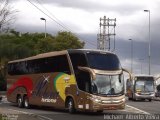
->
(35, 0, 72, 32)
(26, 0, 97, 47)
(26, 0, 69, 30)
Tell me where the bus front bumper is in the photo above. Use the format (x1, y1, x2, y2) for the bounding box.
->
(91, 98, 125, 111)
(135, 93, 155, 99)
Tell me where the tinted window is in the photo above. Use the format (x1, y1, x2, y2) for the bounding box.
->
(87, 52, 121, 70)
(136, 77, 154, 81)
(8, 62, 28, 75)
(8, 55, 71, 75)
(69, 53, 87, 70)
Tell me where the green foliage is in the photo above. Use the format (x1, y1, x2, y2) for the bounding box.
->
(0, 30, 84, 60)
(0, 30, 85, 90)
(53, 31, 84, 51)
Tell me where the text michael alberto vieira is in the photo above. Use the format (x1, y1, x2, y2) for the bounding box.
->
(104, 114, 160, 120)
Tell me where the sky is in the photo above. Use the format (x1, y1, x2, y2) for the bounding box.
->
(9, 0, 160, 84)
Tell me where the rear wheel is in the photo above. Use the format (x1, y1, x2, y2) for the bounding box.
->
(17, 96, 23, 108)
(24, 96, 30, 108)
(68, 98, 76, 114)
(148, 99, 152, 102)
(97, 110, 103, 113)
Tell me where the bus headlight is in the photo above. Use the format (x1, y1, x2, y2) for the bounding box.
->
(90, 95, 101, 103)
(94, 98, 101, 103)
(121, 98, 125, 102)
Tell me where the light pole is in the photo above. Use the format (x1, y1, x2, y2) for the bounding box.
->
(129, 39, 133, 73)
(144, 10, 151, 75)
(40, 17, 46, 38)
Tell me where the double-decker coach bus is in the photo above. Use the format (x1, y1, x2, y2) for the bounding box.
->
(7, 49, 131, 113)
(126, 74, 155, 101)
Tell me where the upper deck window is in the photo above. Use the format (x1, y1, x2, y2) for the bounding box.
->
(8, 55, 71, 75)
(86, 52, 121, 70)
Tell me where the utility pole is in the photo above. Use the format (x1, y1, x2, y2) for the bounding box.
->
(97, 16, 116, 51)
(144, 10, 151, 75)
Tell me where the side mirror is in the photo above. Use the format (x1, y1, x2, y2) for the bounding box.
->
(78, 66, 96, 80)
(122, 68, 133, 81)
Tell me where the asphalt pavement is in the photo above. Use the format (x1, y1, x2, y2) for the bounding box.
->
(0, 96, 160, 120)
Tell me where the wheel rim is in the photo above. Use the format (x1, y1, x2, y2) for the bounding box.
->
(25, 99, 28, 107)
(68, 100, 73, 112)
(18, 97, 22, 106)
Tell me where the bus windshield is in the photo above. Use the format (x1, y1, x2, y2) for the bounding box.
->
(86, 52, 121, 70)
(135, 79, 154, 92)
(92, 74, 124, 96)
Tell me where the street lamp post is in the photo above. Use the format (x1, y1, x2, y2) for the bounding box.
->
(144, 10, 151, 75)
(40, 17, 46, 38)
(129, 39, 133, 73)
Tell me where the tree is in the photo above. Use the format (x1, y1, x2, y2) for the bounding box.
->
(0, 0, 17, 33)
(0, 30, 85, 91)
(53, 31, 85, 51)
(34, 36, 55, 54)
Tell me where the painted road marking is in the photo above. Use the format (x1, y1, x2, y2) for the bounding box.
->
(126, 104, 150, 114)
(8, 109, 54, 120)
(38, 115, 53, 120)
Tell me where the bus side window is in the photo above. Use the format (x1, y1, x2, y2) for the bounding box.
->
(69, 53, 92, 92)
(76, 71, 91, 93)
(8, 55, 71, 75)
(69, 53, 87, 71)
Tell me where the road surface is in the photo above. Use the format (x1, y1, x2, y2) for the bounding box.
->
(0, 96, 159, 120)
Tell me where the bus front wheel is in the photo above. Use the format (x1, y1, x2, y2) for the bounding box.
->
(68, 98, 76, 114)
(148, 99, 152, 102)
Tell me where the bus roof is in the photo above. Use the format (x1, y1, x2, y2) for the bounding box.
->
(8, 50, 68, 63)
(8, 49, 115, 63)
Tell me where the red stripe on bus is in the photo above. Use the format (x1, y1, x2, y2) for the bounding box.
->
(7, 77, 33, 97)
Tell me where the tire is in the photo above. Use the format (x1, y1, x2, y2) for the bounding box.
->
(68, 98, 76, 114)
(97, 110, 103, 113)
(128, 97, 132, 100)
(17, 96, 23, 108)
(24, 96, 30, 108)
(148, 99, 152, 102)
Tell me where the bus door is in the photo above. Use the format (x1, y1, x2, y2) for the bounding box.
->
(76, 70, 91, 110)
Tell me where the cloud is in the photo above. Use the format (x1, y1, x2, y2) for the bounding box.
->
(9, 0, 160, 75)
(34, 0, 148, 15)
